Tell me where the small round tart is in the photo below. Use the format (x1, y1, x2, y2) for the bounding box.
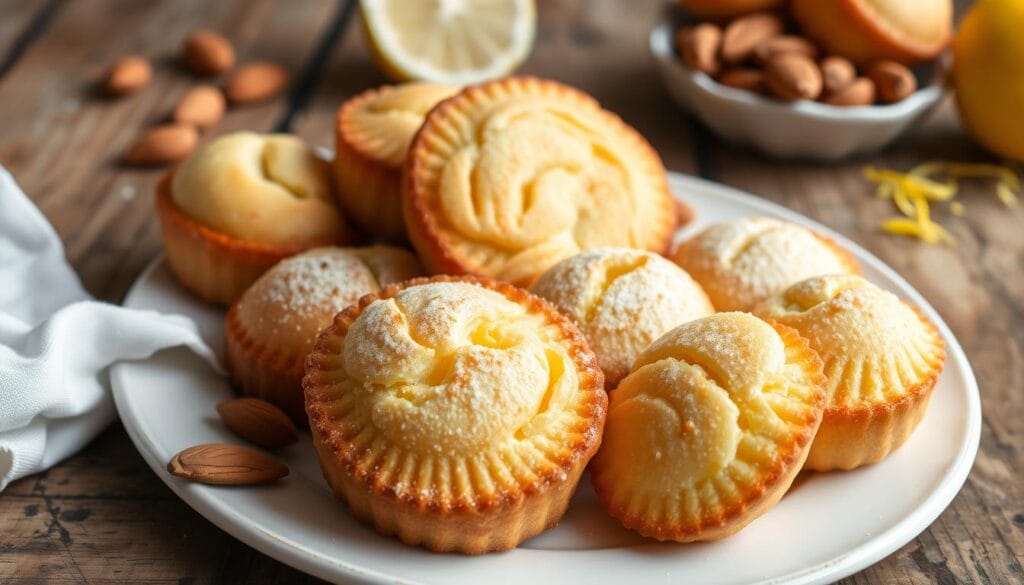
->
(590, 312, 825, 543)
(792, 0, 952, 65)
(404, 77, 678, 286)
(531, 247, 714, 389)
(755, 274, 946, 471)
(671, 217, 859, 312)
(304, 276, 607, 553)
(225, 246, 423, 423)
(157, 132, 354, 305)
(335, 82, 459, 242)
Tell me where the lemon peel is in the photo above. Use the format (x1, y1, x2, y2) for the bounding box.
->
(864, 161, 1022, 245)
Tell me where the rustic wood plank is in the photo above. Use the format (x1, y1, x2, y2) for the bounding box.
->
(0, 0, 63, 79)
(0, 0, 340, 301)
(0, 0, 1020, 583)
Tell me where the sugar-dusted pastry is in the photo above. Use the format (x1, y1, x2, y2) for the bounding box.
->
(671, 217, 859, 312)
(755, 274, 945, 471)
(334, 82, 459, 242)
(403, 77, 678, 286)
(532, 247, 714, 389)
(157, 131, 354, 305)
(792, 0, 952, 65)
(225, 246, 422, 423)
(590, 312, 825, 542)
(304, 276, 607, 553)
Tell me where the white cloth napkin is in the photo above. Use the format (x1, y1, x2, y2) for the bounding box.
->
(0, 167, 218, 491)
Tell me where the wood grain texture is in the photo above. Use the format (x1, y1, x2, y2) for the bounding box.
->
(0, 0, 1020, 583)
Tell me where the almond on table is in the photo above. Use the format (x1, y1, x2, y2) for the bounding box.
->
(173, 85, 226, 128)
(124, 123, 198, 165)
(216, 397, 298, 450)
(183, 29, 235, 76)
(224, 62, 289, 104)
(104, 56, 152, 96)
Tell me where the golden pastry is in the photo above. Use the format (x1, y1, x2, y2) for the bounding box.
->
(334, 82, 459, 242)
(671, 217, 859, 312)
(157, 131, 354, 305)
(404, 77, 678, 286)
(225, 246, 422, 423)
(590, 312, 825, 542)
(755, 274, 945, 470)
(304, 276, 607, 553)
(792, 0, 952, 65)
(532, 247, 714, 389)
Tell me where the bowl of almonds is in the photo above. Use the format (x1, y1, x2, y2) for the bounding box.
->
(650, 5, 947, 160)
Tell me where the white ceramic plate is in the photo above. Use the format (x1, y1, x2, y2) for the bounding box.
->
(111, 173, 980, 585)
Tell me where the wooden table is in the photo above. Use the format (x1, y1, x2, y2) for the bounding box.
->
(0, 0, 1020, 583)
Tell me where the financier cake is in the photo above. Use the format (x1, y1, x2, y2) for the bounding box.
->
(334, 82, 459, 241)
(755, 274, 946, 470)
(225, 246, 422, 423)
(403, 76, 678, 286)
(532, 247, 714, 389)
(671, 217, 859, 311)
(590, 312, 825, 542)
(157, 131, 354, 305)
(304, 276, 607, 553)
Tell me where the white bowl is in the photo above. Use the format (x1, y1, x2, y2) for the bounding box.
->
(649, 11, 947, 160)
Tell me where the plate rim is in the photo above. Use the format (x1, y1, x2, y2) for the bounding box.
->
(111, 172, 981, 585)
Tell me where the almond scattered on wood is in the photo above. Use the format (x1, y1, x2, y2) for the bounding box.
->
(224, 62, 289, 104)
(183, 30, 236, 76)
(173, 85, 226, 127)
(104, 56, 152, 96)
(216, 397, 298, 450)
(167, 443, 289, 485)
(124, 123, 198, 165)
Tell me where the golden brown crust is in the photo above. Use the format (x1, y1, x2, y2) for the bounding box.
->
(590, 317, 825, 543)
(156, 172, 350, 305)
(803, 306, 945, 471)
(303, 275, 607, 553)
(224, 303, 308, 424)
(403, 77, 677, 286)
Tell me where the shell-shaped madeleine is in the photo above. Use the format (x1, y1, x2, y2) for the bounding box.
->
(303, 276, 606, 553)
(403, 77, 678, 286)
(590, 312, 825, 543)
(671, 217, 859, 312)
(532, 247, 714, 388)
(755, 274, 946, 470)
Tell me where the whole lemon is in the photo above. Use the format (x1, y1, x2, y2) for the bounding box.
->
(953, 0, 1024, 161)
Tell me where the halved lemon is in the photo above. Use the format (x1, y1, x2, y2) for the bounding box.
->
(360, 0, 536, 85)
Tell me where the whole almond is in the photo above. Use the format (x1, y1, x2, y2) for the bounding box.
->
(173, 85, 226, 127)
(167, 443, 289, 485)
(822, 77, 876, 106)
(717, 68, 767, 93)
(104, 56, 152, 96)
(224, 62, 289, 104)
(217, 397, 298, 450)
(754, 35, 818, 64)
(820, 56, 857, 96)
(765, 52, 823, 101)
(720, 12, 783, 64)
(183, 30, 235, 76)
(866, 60, 917, 103)
(677, 23, 722, 75)
(124, 124, 198, 165)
